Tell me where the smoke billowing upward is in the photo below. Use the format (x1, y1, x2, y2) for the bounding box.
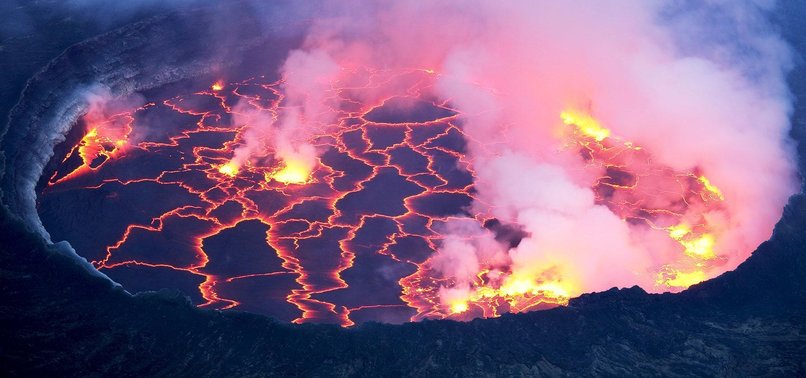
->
(45, 85, 145, 186)
(227, 1, 797, 317)
(230, 49, 341, 182)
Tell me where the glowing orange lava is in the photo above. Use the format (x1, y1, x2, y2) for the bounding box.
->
(42, 72, 732, 326)
(218, 161, 240, 177)
(561, 108, 610, 141)
(400, 108, 729, 320)
(267, 159, 312, 185)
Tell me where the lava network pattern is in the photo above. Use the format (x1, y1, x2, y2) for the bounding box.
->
(42, 70, 478, 325)
(40, 68, 726, 325)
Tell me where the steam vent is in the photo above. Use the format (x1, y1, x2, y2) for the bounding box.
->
(2, 1, 806, 376)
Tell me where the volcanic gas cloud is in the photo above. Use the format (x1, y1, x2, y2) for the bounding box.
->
(40, 1, 797, 324)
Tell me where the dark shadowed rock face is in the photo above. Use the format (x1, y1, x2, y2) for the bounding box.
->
(1, 1, 806, 377)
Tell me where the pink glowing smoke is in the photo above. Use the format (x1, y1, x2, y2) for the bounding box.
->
(242, 1, 799, 314)
(231, 49, 340, 172)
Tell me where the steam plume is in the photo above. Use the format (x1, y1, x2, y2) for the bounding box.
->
(230, 49, 341, 181)
(245, 1, 798, 315)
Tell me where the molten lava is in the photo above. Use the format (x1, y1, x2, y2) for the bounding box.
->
(41, 71, 743, 326)
(218, 161, 240, 177)
(48, 110, 135, 185)
(267, 159, 312, 185)
(561, 109, 610, 141)
(561, 110, 727, 290)
(398, 108, 732, 320)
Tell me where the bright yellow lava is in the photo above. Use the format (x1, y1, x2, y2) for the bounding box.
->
(498, 276, 571, 298)
(668, 224, 690, 240)
(659, 270, 708, 288)
(218, 162, 240, 177)
(450, 301, 469, 314)
(447, 275, 574, 315)
(698, 176, 725, 200)
(533, 282, 572, 299)
(211, 82, 224, 91)
(268, 159, 311, 184)
(561, 109, 611, 141)
(680, 234, 716, 259)
(667, 224, 717, 260)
